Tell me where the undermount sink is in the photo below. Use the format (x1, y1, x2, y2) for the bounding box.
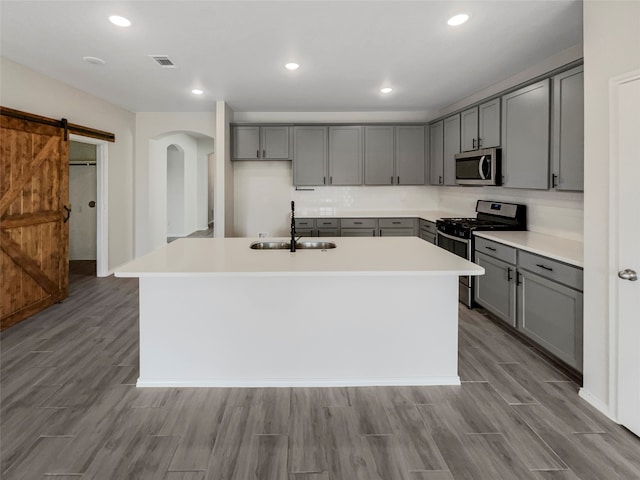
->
(250, 241, 336, 250)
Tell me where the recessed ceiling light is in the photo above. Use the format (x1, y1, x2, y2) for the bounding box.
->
(83, 56, 106, 66)
(380, 87, 393, 94)
(447, 14, 469, 26)
(109, 15, 131, 27)
(285, 63, 300, 70)
(191, 89, 204, 95)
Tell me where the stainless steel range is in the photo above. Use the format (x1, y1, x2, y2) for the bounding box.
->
(436, 200, 527, 307)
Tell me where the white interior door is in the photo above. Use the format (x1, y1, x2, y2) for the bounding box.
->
(69, 164, 97, 260)
(613, 71, 640, 437)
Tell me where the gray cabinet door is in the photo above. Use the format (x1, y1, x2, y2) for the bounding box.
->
(443, 114, 461, 186)
(232, 126, 261, 160)
(329, 126, 363, 185)
(261, 126, 290, 160)
(517, 269, 583, 371)
(479, 98, 501, 148)
(501, 79, 550, 189)
(293, 126, 328, 186)
(429, 121, 444, 185)
(364, 126, 395, 185)
(552, 66, 584, 191)
(396, 126, 426, 185)
(474, 251, 517, 326)
(461, 107, 478, 152)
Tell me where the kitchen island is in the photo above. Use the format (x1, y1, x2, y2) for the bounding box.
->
(115, 237, 484, 387)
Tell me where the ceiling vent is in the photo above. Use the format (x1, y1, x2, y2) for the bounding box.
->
(149, 55, 176, 68)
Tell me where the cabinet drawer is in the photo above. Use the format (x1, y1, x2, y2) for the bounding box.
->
(419, 230, 436, 244)
(295, 218, 315, 229)
(315, 218, 338, 228)
(475, 237, 516, 264)
(518, 251, 583, 291)
(340, 228, 377, 237)
(379, 218, 415, 229)
(379, 227, 415, 237)
(419, 219, 437, 234)
(317, 228, 339, 237)
(340, 218, 376, 229)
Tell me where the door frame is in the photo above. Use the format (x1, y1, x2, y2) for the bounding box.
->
(69, 134, 109, 277)
(606, 68, 640, 424)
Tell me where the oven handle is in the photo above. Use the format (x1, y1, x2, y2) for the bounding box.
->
(478, 155, 487, 180)
(437, 230, 471, 245)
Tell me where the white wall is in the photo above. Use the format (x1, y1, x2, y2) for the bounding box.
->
(0, 57, 135, 271)
(582, 0, 640, 416)
(166, 145, 185, 237)
(135, 112, 216, 255)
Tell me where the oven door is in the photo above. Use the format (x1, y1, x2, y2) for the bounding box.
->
(436, 230, 471, 260)
(437, 230, 473, 306)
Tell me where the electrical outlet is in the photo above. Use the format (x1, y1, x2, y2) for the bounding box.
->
(258, 232, 269, 238)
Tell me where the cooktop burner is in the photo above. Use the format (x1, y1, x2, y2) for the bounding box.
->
(436, 201, 527, 240)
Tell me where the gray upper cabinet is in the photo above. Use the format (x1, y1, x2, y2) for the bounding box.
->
(293, 126, 328, 186)
(261, 126, 290, 159)
(232, 126, 261, 160)
(461, 99, 501, 152)
(364, 126, 395, 185)
(478, 98, 501, 149)
(552, 66, 584, 191)
(443, 114, 460, 186)
(461, 107, 478, 152)
(501, 79, 550, 189)
(395, 126, 425, 185)
(232, 125, 290, 160)
(329, 126, 363, 185)
(429, 121, 444, 185)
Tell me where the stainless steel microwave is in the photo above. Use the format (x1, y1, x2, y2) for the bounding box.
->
(455, 148, 501, 186)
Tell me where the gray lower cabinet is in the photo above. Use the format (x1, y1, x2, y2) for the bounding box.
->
(232, 125, 291, 160)
(293, 126, 328, 186)
(328, 126, 363, 185)
(475, 251, 517, 327)
(295, 218, 339, 237)
(474, 236, 583, 371)
(378, 218, 417, 236)
(552, 66, 584, 191)
(443, 114, 460, 186)
(517, 269, 583, 370)
(340, 218, 377, 237)
(419, 219, 437, 244)
(501, 79, 550, 189)
(428, 121, 444, 185)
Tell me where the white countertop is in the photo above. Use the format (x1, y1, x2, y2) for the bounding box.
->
(294, 209, 462, 223)
(115, 237, 484, 278)
(474, 231, 583, 267)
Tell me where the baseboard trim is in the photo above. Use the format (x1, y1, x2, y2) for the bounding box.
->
(579, 388, 617, 422)
(136, 376, 462, 388)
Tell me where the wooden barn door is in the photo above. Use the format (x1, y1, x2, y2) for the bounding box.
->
(1, 115, 69, 330)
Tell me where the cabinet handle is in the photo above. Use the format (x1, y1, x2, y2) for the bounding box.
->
(552, 173, 558, 188)
(517, 272, 522, 285)
(485, 246, 497, 251)
(439, 175, 443, 184)
(322, 222, 331, 225)
(263, 149, 266, 158)
(392, 221, 401, 225)
(397, 176, 400, 184)
(354, 222, 363, 225)
(507, 267, 512, 282)
(478, 137, 482, 147)
(330, 176, 333, 184)
(323, 177, 326, 185)
(472, 138, 476, 149)
(536, 263, 553, 271)
(256, 150, 259, 158)
(391, 176, 394, 185)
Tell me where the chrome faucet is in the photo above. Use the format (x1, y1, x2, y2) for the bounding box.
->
(290, 200, 296, 252)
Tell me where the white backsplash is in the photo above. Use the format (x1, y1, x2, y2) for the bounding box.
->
(439, 186, 584, 241)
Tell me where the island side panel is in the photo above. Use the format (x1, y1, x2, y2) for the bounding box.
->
(138, 274, 460, 387)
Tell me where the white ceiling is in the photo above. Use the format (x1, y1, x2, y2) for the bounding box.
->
(0, 1, 583, 113)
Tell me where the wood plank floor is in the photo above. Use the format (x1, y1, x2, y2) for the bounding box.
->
(2, 261, 639, 480)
